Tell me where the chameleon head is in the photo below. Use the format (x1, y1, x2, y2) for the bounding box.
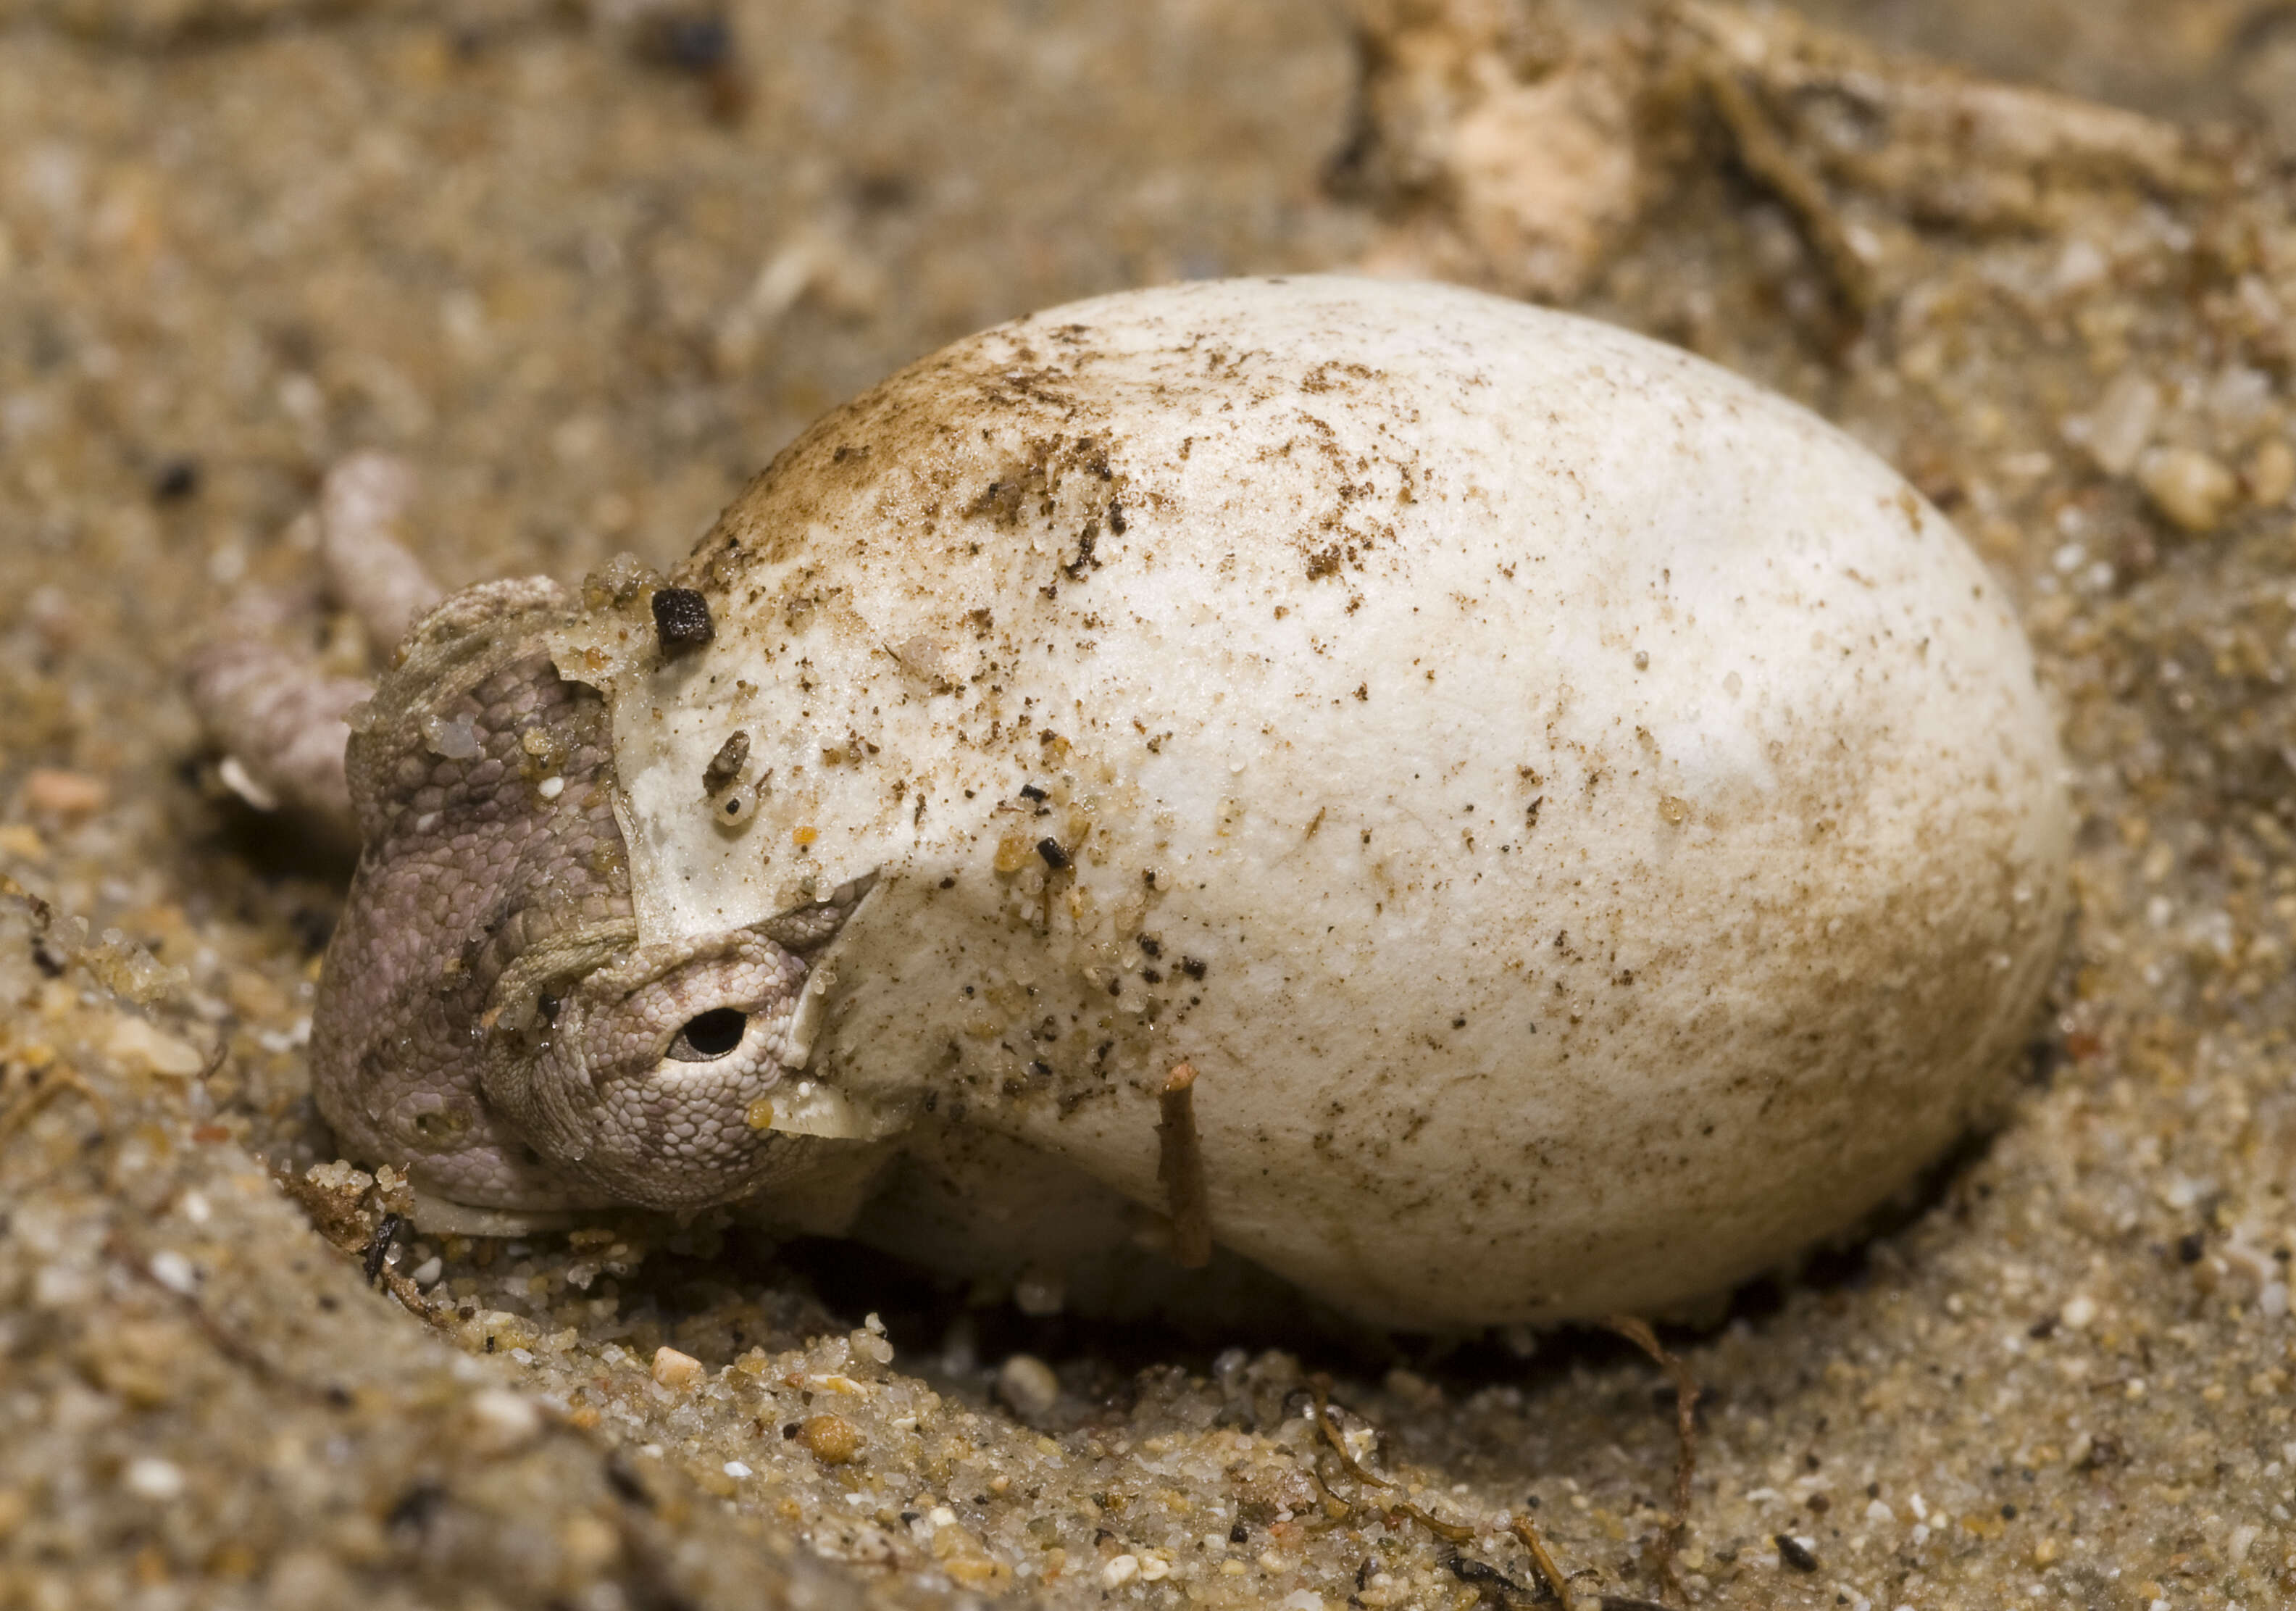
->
(309, 577, 846, 1223)
(473, 928, 814, 1210)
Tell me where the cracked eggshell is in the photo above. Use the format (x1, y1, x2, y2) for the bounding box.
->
(563, 276, 2069, 1328)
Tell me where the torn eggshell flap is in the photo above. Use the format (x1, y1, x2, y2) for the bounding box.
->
(548, 461, 1208, 1165)
(543, 592, 927, 1145)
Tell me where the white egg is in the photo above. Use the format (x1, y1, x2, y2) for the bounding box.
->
(554, 275, 2068, 1328)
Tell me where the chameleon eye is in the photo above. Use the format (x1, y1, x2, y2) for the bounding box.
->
(667, 1007, 748, 1062)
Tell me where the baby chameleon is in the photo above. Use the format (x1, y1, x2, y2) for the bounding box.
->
(194, 278, 2071, 1331)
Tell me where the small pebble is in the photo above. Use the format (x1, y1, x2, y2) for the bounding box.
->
(559, 1515, 619, 1574)
(123, 1457, 185, 1500)
(464, 1388, 543, 1454)
(2060, 1293, 2098, 1329)
(421, 714, 482, 761)
(264, 1549, 353, 1611)
(798, 1413, 861, 1465)
(2245, 437, 2296, 507)
(651, 1346, 704, 1389)
(149, 1249, 199, 1294)
(2081, 373, 2161, 475)
(409, 1256, 443, 1289)
(1774, 1533, 1819, 1571)
(1011, 1272, 1065, 1317)
(23, 767, 107, 818)
(995, 1352, 1060, 1420)
(2137, 444, 2239, 533)
(1101, 1554, 1140, 1588)
(106, 1016, 206, 1078)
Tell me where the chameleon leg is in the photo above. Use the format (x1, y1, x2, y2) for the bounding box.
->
(185, 455, 441, 833)
(316, 452, 441, 651)
(185, 632, 371, 828)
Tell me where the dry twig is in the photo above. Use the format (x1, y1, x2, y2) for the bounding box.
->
(1604, 1315, 1700, 1606)
(1156, 1061, 1211, 1267)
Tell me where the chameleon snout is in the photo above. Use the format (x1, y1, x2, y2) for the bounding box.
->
(485, 931, 817, 1211)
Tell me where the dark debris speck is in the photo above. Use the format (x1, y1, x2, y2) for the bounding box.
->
(1440, 1554, 1530, 1596)
(604, 1453, 653, 1509)
(385, 1481, 448, 1537)
(362, 1213, 401, 1288)
(651, 588, 715, 657)
(703, 729, 750, 794)
(150, 459, 201, 501)
(636, 12, 734, 72)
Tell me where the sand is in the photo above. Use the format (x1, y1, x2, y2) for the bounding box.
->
(4, 2, 2293, 1607)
